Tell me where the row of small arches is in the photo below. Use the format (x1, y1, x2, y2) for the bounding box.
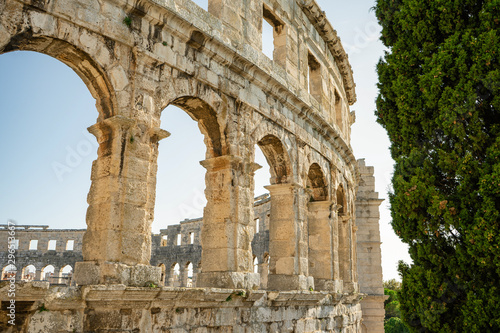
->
(1, 264, 73, 284)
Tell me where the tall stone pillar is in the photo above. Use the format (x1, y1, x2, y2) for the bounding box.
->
(356, 159, 386, 333)
(197, 155, 260, 289)
(73, 115, 169, 286)
(307, 201, 342, 291)
(339, 214, 357, 293)
(180, 266, 187, 287)
(266, 184, 313, 291)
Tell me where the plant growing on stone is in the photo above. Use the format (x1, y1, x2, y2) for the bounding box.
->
(123, 16, 132, 27)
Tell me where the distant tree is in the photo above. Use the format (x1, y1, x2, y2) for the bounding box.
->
(384, 288, 401, 319)
(375, 0, 500, 331)
(384, 280, 410, 332)
(383, 278, 402, 291)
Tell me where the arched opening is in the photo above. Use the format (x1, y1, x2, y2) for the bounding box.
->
(21, 265, 36, 281)
(261, 253, 270, 289)
(255, 134, 308, 290)
(307, 163, 334, 290)
(60, 265, 73, 285)
(256, 134, 292, 185)
(41, 265, 55, 282)
(186, 262, 194, 287)
(158, 263, 166, 285)
(2, 264, 16, 280)
(170, 263, 181, 287)
(0, 49, 102, 232)
(253, 256, 259, 274)
(153, 101, 218, 232)
(307, 163, 328, 202)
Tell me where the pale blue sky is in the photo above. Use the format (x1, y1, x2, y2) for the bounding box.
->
(0, 0, 410, 280)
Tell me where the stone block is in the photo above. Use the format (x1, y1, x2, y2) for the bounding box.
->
(197, 271, 260, 289)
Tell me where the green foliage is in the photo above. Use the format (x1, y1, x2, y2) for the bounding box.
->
(385, 317, 411, 333)
(384, 278, 402, 291)
(123, 16, 132, 27)
(376, 0, 500, 331)
(385, 288, 401, 319)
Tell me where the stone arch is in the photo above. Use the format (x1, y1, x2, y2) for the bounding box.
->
(1, 37, 117, 121)
(307, 163, 328, 202)
(21, 265, 36, 281)
(2, 264, 16, 280)
(158, 263, 166, 285)
(41, 264, 55, 281)
(59, 265, 73, 284)
(253, 256, 259, 274)
(256, 134, 293, 184)
(185, 262, 194, 287)
(170, 262, 181, 287)
(166, 96, 226, 157)
(158, 79, 229, 157)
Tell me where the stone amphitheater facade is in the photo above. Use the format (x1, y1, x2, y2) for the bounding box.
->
(0, 0, 385, 331)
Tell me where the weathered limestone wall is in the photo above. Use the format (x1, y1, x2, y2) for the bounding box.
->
(0, 226, 83, 281)
(0, 0, 360, 290)
(355, 159, 386, 333)
(0, 282, 363, 332)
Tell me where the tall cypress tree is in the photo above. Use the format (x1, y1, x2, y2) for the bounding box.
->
(375, 0, 500, 331)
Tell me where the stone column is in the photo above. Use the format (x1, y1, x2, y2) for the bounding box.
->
(180, 266, 188, 287)
(339, 214, 359, 293)
(356, 159, 387, 333)
(73, 115, 169, 286)
(197, 156, 260, 289)
(307, 201, 342, 291)
(266, 184, 313, 291)
(35, 269, 41, 281)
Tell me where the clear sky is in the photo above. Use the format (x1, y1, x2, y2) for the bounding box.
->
(0, 0, 411, 281)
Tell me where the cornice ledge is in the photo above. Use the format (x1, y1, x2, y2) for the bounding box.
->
(299, 0, 357, 105)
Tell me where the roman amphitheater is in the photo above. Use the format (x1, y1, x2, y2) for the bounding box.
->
(0, 0, 385, 331)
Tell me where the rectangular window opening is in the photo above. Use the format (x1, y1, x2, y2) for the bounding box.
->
(48, 240, 57, 251)
(177, 234, 182, 246)
(161, 235, 168, 247)
(262, 18, 274, 59)
(262, 5, 286, 65)
(308, 52, 322, 101)
(335, 89, 343, 132)
(189, 232, 194, 245)
(66, 240, 74, 251)
(29, 240, 38, 251)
